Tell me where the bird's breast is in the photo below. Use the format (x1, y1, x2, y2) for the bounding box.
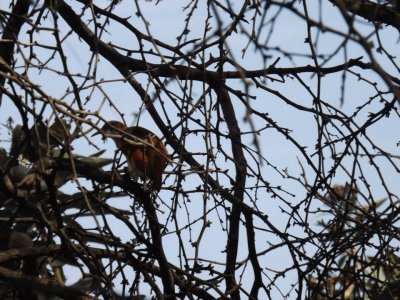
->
(125, 148, 149, 179)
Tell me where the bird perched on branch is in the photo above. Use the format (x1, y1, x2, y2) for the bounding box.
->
(95, 121, 169, 191)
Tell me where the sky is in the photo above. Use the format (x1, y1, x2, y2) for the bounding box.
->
(0, 0, 400, 299)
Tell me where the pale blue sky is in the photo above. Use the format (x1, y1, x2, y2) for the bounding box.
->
(1, 1, 399, 298)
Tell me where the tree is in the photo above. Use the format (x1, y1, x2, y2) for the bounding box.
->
(0, 0, 399, 299)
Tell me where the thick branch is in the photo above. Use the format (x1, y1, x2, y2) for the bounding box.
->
(0, 244, 217, 299)
(53, 0, 379, 85)
(215, 87, 247, 299)
(0, 266, 92, 300)
(55, 157, 176, 299)
(0, 0, 31, 98)
(330, 0, 400, 30)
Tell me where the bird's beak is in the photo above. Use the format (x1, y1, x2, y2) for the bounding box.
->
(91, 131, 107, 141)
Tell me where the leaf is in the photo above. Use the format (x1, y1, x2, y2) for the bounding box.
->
(78, 156, 113, 168)
(9, 165, 29, 183)
(49, 118, 71, 146)
(8, 231, 34, 249)
(9, 125, 27, 159)
(70, 276, 96, 292)
(89, 149, 106, 157)
(54, 170, 72, 187)
(16, 172, 44, 191)
(50, 149, 112, 169)
(0, 147, 7, 167)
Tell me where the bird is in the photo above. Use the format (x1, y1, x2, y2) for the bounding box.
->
(96, 121, 169, 191)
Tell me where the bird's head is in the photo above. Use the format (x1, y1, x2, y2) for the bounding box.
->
(92, 121, 127, 140)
